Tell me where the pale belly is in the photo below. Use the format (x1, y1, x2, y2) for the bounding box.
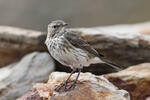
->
(46, 37, 101, 69)
(50, 45, 90, 69)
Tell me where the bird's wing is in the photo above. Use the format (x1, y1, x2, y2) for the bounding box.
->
(64, 30, 122, 71)
(64, 31, 104, 58)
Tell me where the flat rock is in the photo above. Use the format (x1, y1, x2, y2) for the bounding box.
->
(18, 72, 130, 100)
(0, 26, 46, 67)
(0, 52, 55, 100)
(104, 63, 150, 100)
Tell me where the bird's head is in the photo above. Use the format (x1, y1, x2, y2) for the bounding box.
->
(47, 20, 68, 38)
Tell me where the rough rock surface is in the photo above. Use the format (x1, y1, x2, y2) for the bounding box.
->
(18, 72, 130, 100)
(104, 63, 150, 100)
(0, 26, 46, 67)
(0, 52, 55, 100)
(77, 22, 150, 67)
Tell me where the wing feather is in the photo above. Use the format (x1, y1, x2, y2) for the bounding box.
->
(64, 31, 104, 58)
(64, 30, 122, 71)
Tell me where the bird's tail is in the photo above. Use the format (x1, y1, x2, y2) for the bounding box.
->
(104, 61, 122, 71)
(91, 57, 122, 71)
(101, 58, 122, 71)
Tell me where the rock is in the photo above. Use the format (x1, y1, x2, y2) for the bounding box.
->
(0, 26, 46, 67)
(18, 63, 150, 100)
(17, 90, 42, 100)
(0, 52, 55, 100)
(104, 63, 150, 100)
(76, 22, 150, 67)
(18, 72, 130, 100)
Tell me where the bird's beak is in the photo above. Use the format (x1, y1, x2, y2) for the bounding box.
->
(63, 23, 68, 26)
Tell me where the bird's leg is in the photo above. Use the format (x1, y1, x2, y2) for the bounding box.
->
(65, 69, 75, 83)
(64, 69, 76, 89)
(68, 68, 81, 90)
(55, 69, 76, 92)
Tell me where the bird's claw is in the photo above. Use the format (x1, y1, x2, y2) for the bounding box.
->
(54, 80, 70, 92)
(68, 80, 77, 90)
(54, 80, 77, 92)
(64, 80, 69, 90)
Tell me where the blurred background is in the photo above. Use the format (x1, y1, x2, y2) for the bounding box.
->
(0, 0, 150, 31)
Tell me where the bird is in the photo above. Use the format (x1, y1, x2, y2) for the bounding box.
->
(45, 20, 121, 91)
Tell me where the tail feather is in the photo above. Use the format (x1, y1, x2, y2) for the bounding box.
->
(91, 56, 122, 71)
(101, 58, 122, 71)
(104, 62, 122, 71)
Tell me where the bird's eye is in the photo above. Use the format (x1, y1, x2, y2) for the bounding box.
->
(53, 25, 59, 29)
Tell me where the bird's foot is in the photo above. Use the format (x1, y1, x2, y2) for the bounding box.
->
(54, 80, 78, 92)
(67, 80, 77, 90)
(54, 84, 63, 92)
(54, 80, 70, 92)
(64, 80, 69, 90)
(54, 80, 66, 92)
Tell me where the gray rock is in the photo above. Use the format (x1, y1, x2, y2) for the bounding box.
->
(0, 26, 46, 67)
(0, 52, 55, 100)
